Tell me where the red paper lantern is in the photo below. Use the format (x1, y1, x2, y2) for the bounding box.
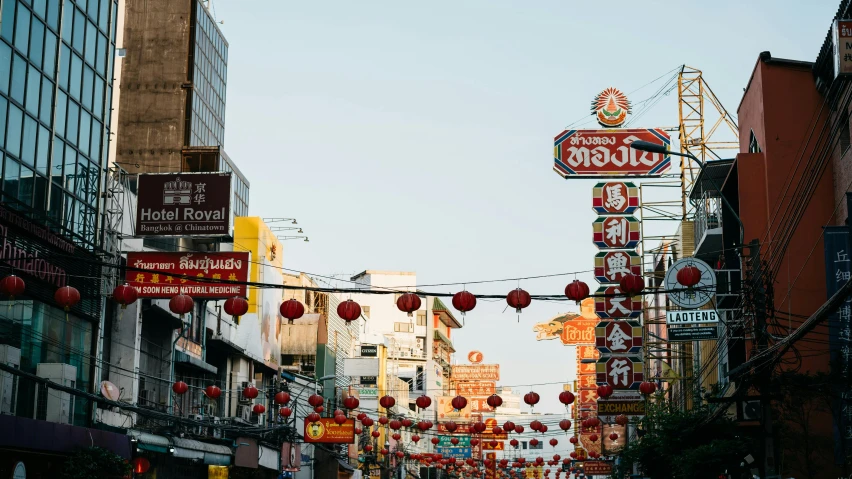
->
(334, 414, 347, 425)
(279, 407, 292, 417)
(492, 426, 503, 435)
(389, 419, 402, 430)
(450, 437, 459, 445)
(676, 265, 702, 287)
(615, 414, 629, 426)
(472, 421, 486, 433)
(272, 391, 290, 405)
(503, 421, 516, 432)
(589, 434, 598, 442)
(337, 299, 362, 322)
(569, 436, 578, 444)
(0, 275, 25, 300)
(411, 434, 420, 443)
(564, 280, 590, 303)
(380, 448, 388, 455)
(529, 438, 539, 447)
(553, 455, 560, 461)
(417, 420, 428, 431)
(55, 286, 81, 312)
(204, 385, 221, 399)
(402, 418, 413, 428)
(452, 291, 477, 314)
(243, 385, 259, 399)
(639, 381, 657, 395)
(378, 416, 389, 425)
(524, 392, 540, 406)
(507, 288, 531, 313)
(596, 384, 614, 399)
(415, 395, 432, 409)
(470, 439, 480, 446)
(224, 296, 249, 323)
(280, 299, 305, 320)
(132, 457, 150, 474)
(539, 424, 549, 433)
(451, 395, 468, 410)
(396, 293, 421, 316)
(314, 406, 324, 413)
(252, 404, 266, 414)
(308, 393, 324, 408)
(343, 396, 359, 409)
(379, 395, 396, 409)
(172, 381, 188, 395)
(364, 445, 373, 452)
(619, 273, 645, 296)
(431, 437, 440, 445)
(514, 425, 524, 434)
(362, 417, 374, 427)
(609, 433, 619, 441)
(489, 440, 498, 448)
(569, 452, 577, 459)
(444, 421, 458, 433)
(112, 284, 138, 309)
(487, 394, 503, 408)
(587, 417, 600, 427)
(549, 438, 558, 447)
(559, 391, 575, 406)
(510, 439, 519, 448)
(371, 430, 381, 438)
(396, 451, 405, 459)
(559, 419, 571, 431)
(168, 293, 193, 316)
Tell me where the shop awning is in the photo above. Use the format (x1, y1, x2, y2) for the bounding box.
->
(128, 429, 171, 454)
(259, 445, 280, 470)
(174, 350, 218, 374)
(172, 437, 232, 466)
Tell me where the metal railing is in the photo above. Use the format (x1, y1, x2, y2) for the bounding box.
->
(694, 191, 723, 243)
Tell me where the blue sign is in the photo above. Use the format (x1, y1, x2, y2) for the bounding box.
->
(434, 446, 472, 459)
(824, 226, 852, 464)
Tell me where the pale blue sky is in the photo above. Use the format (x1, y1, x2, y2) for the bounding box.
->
(213, 0, 837, 413)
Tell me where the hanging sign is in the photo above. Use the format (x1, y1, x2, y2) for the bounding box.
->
(667, 326, 719, 342)
(665, 310, 720, 325)
(592, 182, 639, 214)
(596, 356, 644, 389)
(553, 129, 671, 178)
(125, 252, 249, 298)
(595, 320, 643, 355)
(593, 286, 642, 319)
(663, 257, 716, 308)
(834, 20, 852, 78)
(592, 216, 641, 249)
(304, 418, 355, 444)
(594, 250, 642, 284)
(135, 172, 232, 236)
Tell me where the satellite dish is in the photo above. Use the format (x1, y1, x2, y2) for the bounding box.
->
(100, 380, 120, 401)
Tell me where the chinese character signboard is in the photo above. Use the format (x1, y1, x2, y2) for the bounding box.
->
(135, 173, 232, 236)
(457, 382, 496, 397)
(553, 129, 671, 178)
(126, 252, 249, 298)
(824, 225, 852, 462)
(592, 182, 639, 214)
(594, 250, 641, 284)
(834, 20, 852, 78)
(583, 462, 613, 475)
(594, 286, 642, 319)
(435, 447, 472, 459)
(592, 216, 641, 249)
(596, 356, 644, 389)
(595, 320, 643, 354)
(304, 418, 355, 444)
(451, 365, 500, 381)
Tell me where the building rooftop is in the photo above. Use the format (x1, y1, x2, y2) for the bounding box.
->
(433, 298, 462, 328)
(350, 270, 416, 281)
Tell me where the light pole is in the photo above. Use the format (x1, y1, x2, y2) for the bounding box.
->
(630, 140, 744, 247)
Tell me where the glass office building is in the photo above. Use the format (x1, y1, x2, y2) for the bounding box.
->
(189, 0, 227, 148)
(1, 0, 117, 251)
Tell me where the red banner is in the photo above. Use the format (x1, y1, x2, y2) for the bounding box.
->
(304, 418, 356, 444)
(126, 252, 249, 298)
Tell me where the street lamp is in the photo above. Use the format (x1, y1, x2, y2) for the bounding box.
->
(278, 236, 309, 242)
(630, 140, 744, 246)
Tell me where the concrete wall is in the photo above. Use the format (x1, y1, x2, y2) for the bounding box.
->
(115, 0, 193, 173)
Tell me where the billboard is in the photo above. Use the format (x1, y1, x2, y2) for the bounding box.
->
(437, 396, 473, 420)
(125, 252, 249, 298)
(592, 182, 639, 214)
(595, 320, 643, 355)
(592, 216, 641, 249)
(304, 417, 355, 443)
(457, 382, 496, 396)
(135, 173, 232, 236)
(451, 364, 499, 381)
(596, 356, 644, 389)
(553, 128, 671, 178)
(594, 250, 641, 284)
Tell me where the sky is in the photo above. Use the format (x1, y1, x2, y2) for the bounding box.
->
(211, 0, 838, 413)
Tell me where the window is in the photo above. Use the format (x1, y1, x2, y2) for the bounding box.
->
(748, 130, 761, 154)
(841, 111, 851, 155)
(362, 306, 370, 319)
(521, 441, 527, 450)
(393, 322, 413, 333)
(416, 311, 427, 326)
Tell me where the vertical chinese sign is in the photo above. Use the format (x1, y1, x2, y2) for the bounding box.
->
(824, 225, 852, 462)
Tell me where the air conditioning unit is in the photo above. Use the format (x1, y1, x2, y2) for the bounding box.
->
(740, 399, 761, 421)
(206, 416, 223, 438)
(189, 414, 204, 422)
(236, 404, 252, 422)
(0, 345, 21, 415)
(34, 363, 77, 424)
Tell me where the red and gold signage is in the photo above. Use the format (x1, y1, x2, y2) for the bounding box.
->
(583, 461, 613, 475)
(593, 286, 642, 319)
(468, 351, 484, 364)
(592, 216, 641, 249)
(592, 181, 639, 214)
(559, 320, 597, 345)
(126, 251, 249, 298)
(553, 128, 671, 178)
(595, 320, 643, 355)
(451, 364, 499, 381)
(480, 418, 509, 439)
(597, 400, 645, 415)
(594, 250, 641, 284)
(457, 382, 496, 396)
(596, 356, 644, 389)
(437, 396, 472, 419)
(304, 418, 355, 444)
(482, 441, 504, 451)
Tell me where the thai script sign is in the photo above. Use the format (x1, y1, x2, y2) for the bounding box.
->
(451, 364, 499, 381)
(135, 172, 232, 236)
(126, 252, 249, 298)
(304, 417, 355, 444)
(592, 182, 639, 214)
(834, 20, 852, 78)
(593, 216, 641, 249)
(553, 129, 671, 177)
(556, 320, 597, 345)
(594, 250, 641, 284)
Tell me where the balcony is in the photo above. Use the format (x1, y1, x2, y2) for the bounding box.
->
(690, 159, 734, 263)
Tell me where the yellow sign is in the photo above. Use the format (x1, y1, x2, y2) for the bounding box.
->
(437, 396, 472, 420)
(457, 381, 496, 396)
(451, 364, 499, 381)
(208, 465, 229, 479)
